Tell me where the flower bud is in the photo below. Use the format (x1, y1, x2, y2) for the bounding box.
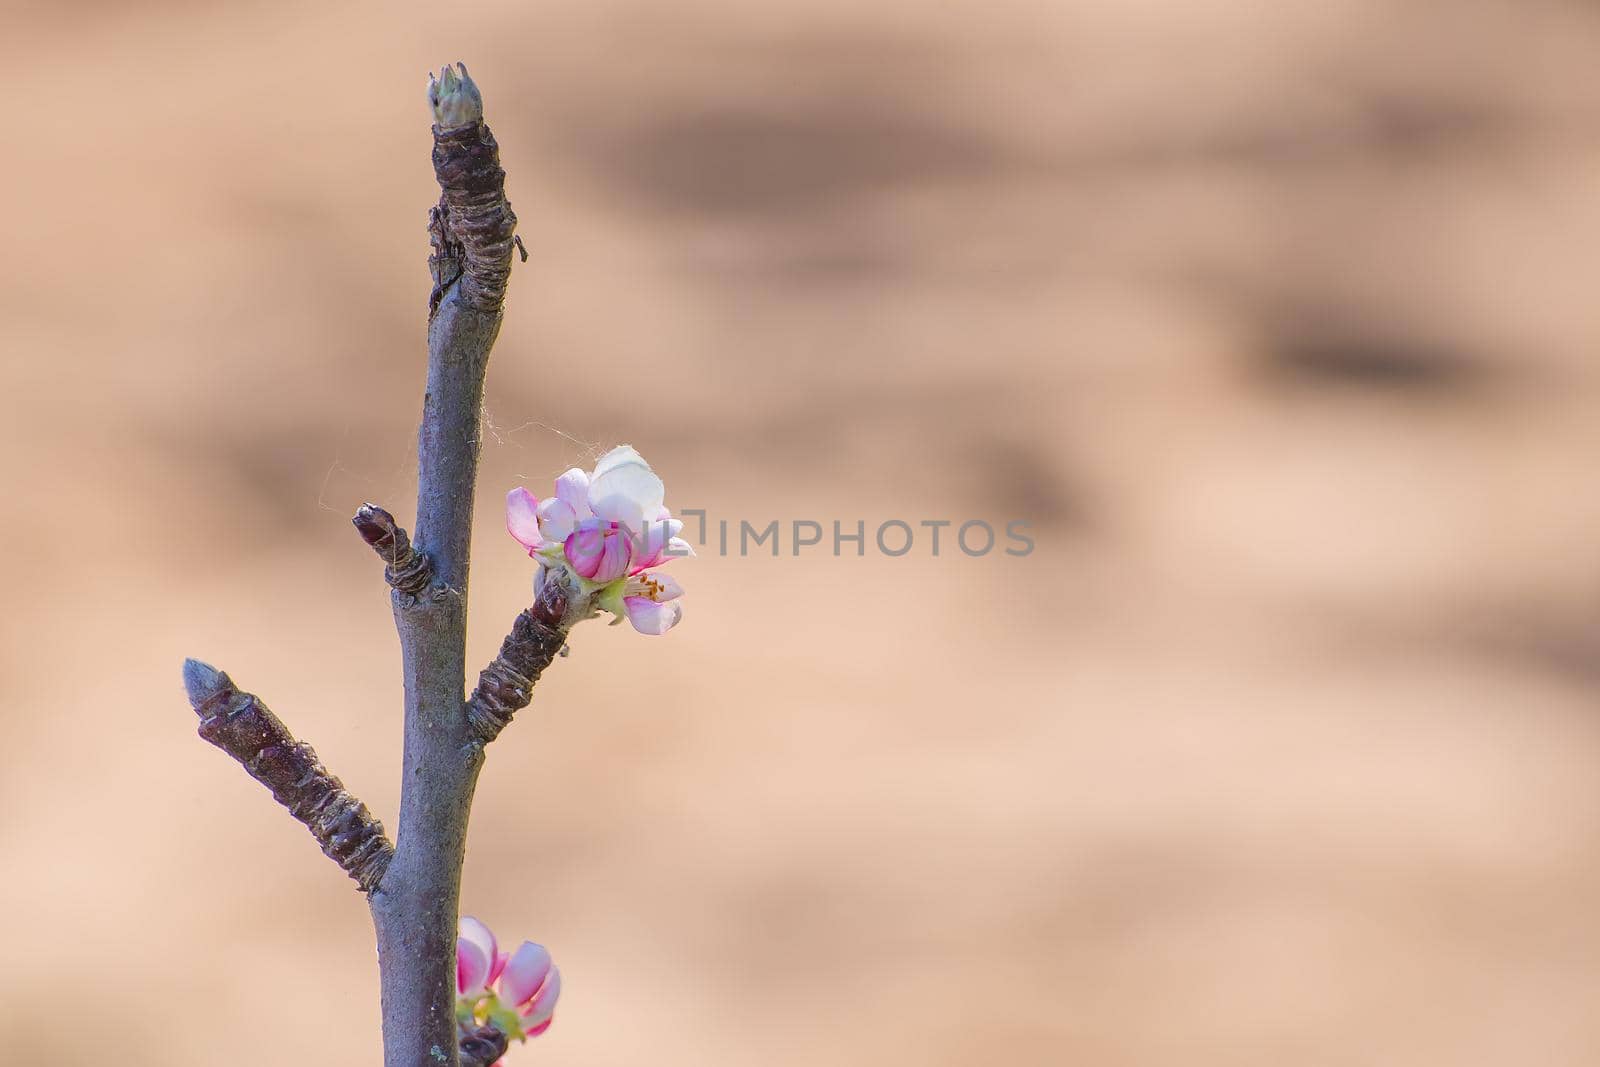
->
(428, 62, 483, 129)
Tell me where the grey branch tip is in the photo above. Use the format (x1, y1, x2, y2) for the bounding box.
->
(428, 62, 483, 129)
(182, 658, 233, 709)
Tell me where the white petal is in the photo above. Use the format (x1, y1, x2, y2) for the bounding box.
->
(588, 447, 664, 533)
(640, 572, 684, 602)
(554, 468, 590, 514)
(536, 497, 577, 543)
(590, 444, 645, 482)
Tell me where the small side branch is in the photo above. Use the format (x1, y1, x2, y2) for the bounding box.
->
(183, 660, 394, 893)
(465, 588, 569, 745)
(353, 503, 435, 596)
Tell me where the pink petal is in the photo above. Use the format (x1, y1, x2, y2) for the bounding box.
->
(563, 521, 605, 579)
(595, 532, 632, 583)
(624, 595, 683, 635)
(457, 936, 491, 996)
(489, 949, 510, 987)
(554, 467, 590, 514)
(459, 916, 498, 966)
(506, 488, 543, 553)
(524, 1019, 553, 1038)
(564, 524, 631, 583)
(499, 942, 553, 1008)
(536, 497, 578, 543)
(519, 966, 561, 1029)
(629, 517, 685, 573)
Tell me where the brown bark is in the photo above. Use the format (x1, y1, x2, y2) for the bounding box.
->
(465, 589, 570, 744)
(183, 660, 393, 893)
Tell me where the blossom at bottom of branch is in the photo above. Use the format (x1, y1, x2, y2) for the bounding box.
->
(458, 916, 561, 1053)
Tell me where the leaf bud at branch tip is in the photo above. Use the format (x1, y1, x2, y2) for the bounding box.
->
(182, 658, 233, 711)
(428, 62, 483, 130)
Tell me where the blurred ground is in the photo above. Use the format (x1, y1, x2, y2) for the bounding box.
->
(4, 0, 1600, 1064)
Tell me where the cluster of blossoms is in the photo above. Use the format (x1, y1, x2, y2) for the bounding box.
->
(456, 917, 561, 1054)
(507, 445, 693, 635)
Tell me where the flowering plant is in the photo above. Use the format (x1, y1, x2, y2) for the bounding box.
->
(181, 68, 682, 1064)
(507, 445, 693, 635)
(456, 916, 561, 1053)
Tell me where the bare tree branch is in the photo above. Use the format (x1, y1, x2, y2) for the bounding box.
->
(466, 589, 570, 744)
(183, 659, 393, 893)
(182, 64, 555, 1067)
(367, 63, 525, 1067)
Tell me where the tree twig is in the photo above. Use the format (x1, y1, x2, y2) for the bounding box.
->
(367, 63, 522, 1067)
(465, 588, 570, 744)
(183, 659, 393, 893)
(353, 503, 435, 597)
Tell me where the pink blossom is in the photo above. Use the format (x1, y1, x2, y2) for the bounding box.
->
(504, 445, 692, 635)
(457, 915, 496, 996)
(457, 917, 562, 1044)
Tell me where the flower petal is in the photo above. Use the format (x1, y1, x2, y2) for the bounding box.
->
(629, 517, 686, 573)
(459, 916, 498, 965)
(499, 942, 553, 1009)
(536, 497, 578, 543)
(563, 520, 605, 579)
(592, 529, 632, 584)
(643, 573, 684, 602)
(624, 595, 683, 635)
(489, 949, 510, 987)
(506, 489, 543, 553)
(587, 446, 664, 534)
(457, 936, 491, 996)
(554, 468, 590, 514)
(519, 966, 561, 1029)
(589, 444, 645, 483)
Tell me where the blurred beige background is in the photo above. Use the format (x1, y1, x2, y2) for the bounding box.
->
(5, 0, 1600, 1063)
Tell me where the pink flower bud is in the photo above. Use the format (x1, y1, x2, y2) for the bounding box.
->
(456, 915, 501, 996)
(499, 941, 553, 1008)
(564, 520, 632, 584)
(519, 965, 561, 1032)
